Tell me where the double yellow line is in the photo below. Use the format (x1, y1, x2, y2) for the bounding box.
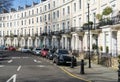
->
(59, 67, 91, 82)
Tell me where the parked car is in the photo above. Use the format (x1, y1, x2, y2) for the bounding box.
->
(0, 52, 8, 59)
(21, 47, 31, 53)
(0, 45, 7, 50)
(41, 48, 49, 57)
(46, 49, 56, 60)
(53, 49, 77, 65)
(32, 48, 41, 55)
(8, 46, 16, 51)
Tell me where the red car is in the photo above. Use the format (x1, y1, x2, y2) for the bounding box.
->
(41, 48, 49, 57)
(8, 46, 16, 51)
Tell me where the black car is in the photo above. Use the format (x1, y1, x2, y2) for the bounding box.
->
(53, 49, 77, 65)
(46, 49, 55, 60)
(0, 52, 8, 60)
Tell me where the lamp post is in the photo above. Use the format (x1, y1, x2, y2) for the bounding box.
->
(87, 0, 91, 68)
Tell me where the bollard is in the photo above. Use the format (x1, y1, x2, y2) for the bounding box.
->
(80, 59, 85, 74)
(118, 64, 120, 82)
(71, 56, 74, 68)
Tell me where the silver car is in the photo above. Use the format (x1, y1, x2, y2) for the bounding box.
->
(32, 48, 41, 55)
(21, 48, 31, 53)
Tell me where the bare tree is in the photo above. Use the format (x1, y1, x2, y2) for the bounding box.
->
(0, 0, 14, 12)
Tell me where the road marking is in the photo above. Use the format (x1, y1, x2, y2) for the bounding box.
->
(0, 65, 4, 67)
(8, 60, 13, 63)
(22, 57, 29, 58)
(12, 57, 20, 59)
(6, 74, 17, 82)
(34, 59, 41, 63)
(17, 65, 21, 71)
(59, 67, 91, 82)
(37, 65, 45, 67)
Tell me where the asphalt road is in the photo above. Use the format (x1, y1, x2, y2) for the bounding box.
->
(0, 51, 86, 82)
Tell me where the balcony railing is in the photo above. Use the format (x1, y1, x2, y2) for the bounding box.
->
(71, 27, 83, 32)
(98, 15, 120, 27)
(58, 29, 71, 35)
(41, 32, 47, 36)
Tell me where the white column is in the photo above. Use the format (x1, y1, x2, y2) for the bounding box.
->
(74, 35, 76, 50)
(76, 35, 79, 51)
(86, 33, 88, 51)
(51, 38, 53, 48)
(65, 37, 67, 49)
(90, 33, 93, 51)
(109, 31, 112, 54)
(103, 32, 106, 53)
(61, 37, 63, 49)
(71, 35, 74, 50)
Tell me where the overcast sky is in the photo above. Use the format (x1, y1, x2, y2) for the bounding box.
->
(12, 0, 41, 9)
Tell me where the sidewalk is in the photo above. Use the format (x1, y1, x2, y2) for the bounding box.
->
(62, 59, 118, 82)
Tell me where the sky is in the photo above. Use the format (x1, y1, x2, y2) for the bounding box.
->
(12, 0, 41, 9)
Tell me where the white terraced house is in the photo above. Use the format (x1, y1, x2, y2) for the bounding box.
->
(0, 0, 120, 57)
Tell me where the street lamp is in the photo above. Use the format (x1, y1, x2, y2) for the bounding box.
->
(87, 0, 91, 68)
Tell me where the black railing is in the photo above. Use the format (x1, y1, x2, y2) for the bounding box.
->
(41, 32, 47, 36)
(111, 15, 120, 24)
(98, 15, 120, 27)
(14, 35, 18, 37)
(71, 27, 83, 32)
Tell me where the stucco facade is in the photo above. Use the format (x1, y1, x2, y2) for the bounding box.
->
(0, 0, 120, 56)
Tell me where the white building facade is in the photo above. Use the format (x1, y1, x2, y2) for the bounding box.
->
(0, 0, 120, 56)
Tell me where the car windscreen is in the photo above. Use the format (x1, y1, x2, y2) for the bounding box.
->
(36, 49, 41, 50)
(58, 50, 69, 54)
(50, 50, 55, 53)
(43, 49, 49, 51)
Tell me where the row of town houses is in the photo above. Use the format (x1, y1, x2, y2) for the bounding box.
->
(0, 0, 120, 57)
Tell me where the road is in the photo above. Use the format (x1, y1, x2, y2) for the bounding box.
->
(0, 51, 86, 82)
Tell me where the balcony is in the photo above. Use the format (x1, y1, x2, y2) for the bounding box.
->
(97, 15, 120, 27)
(14, 35, 18, 37)
(41, 32, 47, 36)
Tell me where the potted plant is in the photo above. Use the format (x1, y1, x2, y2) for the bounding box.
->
(102, 6, 113, 16)
(96, 14, 103, 21)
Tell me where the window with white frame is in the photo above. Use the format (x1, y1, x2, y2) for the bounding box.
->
(36, 28, 38, 34)
(40, 27, 42, 34)
(48, 13, 50, 21)
(62, 22, 65, 30)
(63, 8, 65, 16)
(45, 5, 47, 11)
(57, 10, 59, 18)
(74, 3, 76, 12)
(37, 8, 39, 14)
(67, 6, 70, 14)
(79, 0, 81, 9)
(48, 3, 50, 10)
(63, 0, 65, 3)
(53, 12, 55, 19)
(36, 17, 39, 23)
(57, 24, 59, 31)
(32, 18, 34, 24)
(67, 21, 70, 30)
(40, 7, 42, 13)
(53, 1, 55, 7)
(53, 25, 55, 31)
(40, 16, 42, 22)
(45, 15, 47, 21)
(74, 19, 76, 27)
(32, 10, 34, 15)
(79, 18, 81, 27)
